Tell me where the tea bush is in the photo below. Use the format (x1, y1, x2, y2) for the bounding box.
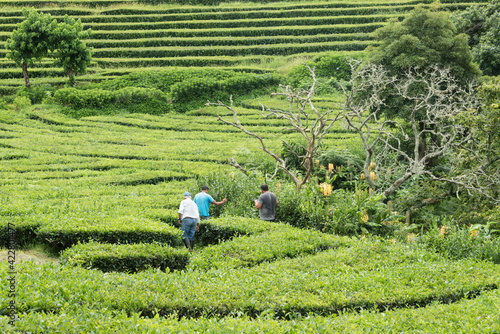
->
(60, 241, 190, 272)
(189, 226, 353, 270)
(3, 239, 499, 319)
(416, 225, 500, 264)
(53, 87, 170, 114)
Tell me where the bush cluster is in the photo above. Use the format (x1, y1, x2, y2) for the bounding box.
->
(36, 217, 182, 252)
(416, 225, 500, 264)
(53, 87, 170, 115)
(60, 241, 190, 273)
(5, 240, 499, 319)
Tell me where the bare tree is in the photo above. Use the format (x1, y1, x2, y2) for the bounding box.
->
(342, 60, 499, 203)
(207, 65, 344, 192)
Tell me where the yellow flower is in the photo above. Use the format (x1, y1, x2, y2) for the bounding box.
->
(320, 183, 332, 196)
(439, 225, 449, 236)
(276, 182, 281, 192)
(368, 162, 376, 171)
(320, 165, 325, 169)
(361, 212, 369, 222)
(315, 159, 320, 167)
(360, 173, 365, 180)
(370, 171, 378, 181)
(328, 163, 334, 172)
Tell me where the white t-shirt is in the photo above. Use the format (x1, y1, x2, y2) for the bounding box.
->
(178, 197, 200, 220)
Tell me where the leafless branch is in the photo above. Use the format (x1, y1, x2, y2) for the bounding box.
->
(208, 65, 345, 192)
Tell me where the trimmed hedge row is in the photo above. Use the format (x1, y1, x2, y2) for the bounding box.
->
(0, 6, 412, 25)
(170, 72, 283, 112)
(53, 87, 171, 113)
(79, 14, 403, 31)
(93, 56, 260, 68)
(189, 227, 353, 270)
(0, 217, 40, 248)
(0, 0, 488, 8)
(196, 216, 278, 246)
(98, 67, 240, 92)
(84, 33, 374, 49)
(91, 41, 374, 58)
(36, 217, 183, 252)
(2, 289, 500, 333)
(76, 23, 386, 40)
(60, 241, 190, 272)
(0, 68, 76, 79)
(3, 240, 499, 318)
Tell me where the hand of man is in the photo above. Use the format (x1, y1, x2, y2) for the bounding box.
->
(196, 225, 199, 232)
(222, 198, 227, 203)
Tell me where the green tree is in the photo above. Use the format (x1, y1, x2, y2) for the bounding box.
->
(52, 15, 92, 85)
(452, 0, 500, 75)
(365, 5, 481, 164)
(5, 8, 57, 88)
(367, 5, 480, 81)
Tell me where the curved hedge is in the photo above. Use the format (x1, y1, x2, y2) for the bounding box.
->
(60, 241, 190, 272)
(54, 87, 171, 114)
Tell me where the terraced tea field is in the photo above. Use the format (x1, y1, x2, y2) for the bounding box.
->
(1, 0, 499, 332)
(1, 100, 500, 332)
(0, 0, 490, 94)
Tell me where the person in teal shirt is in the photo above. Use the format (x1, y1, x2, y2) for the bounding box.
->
(193, 185, 227, 220)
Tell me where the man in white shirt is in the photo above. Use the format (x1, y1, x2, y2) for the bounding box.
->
(178, 192, 200, 252)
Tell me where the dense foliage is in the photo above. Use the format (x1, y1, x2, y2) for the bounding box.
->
(452, 0, 500, 75)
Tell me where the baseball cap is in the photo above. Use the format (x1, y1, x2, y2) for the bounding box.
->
(183, 192, 191, 197)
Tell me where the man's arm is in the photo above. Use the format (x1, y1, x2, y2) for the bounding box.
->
(213, 198, 227, 205)
(254, 199, 262, 209)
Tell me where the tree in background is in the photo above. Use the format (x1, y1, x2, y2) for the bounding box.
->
(367, 4, 480, 82)
(365, 5, 481, 167)
(452, 0, 500, 76)
(5, 8, 92, 88)
(339, 61, 500, 203)
(5, 8, 57, 88)
(52, 15, 92, 86)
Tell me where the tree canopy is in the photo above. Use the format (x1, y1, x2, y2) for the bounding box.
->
(367, 5, 481, 81)
(453, 0, 500, 76)
(5, 8, 92, 87)
(52, 15, 92, 85)
(5, 8, 57, 87)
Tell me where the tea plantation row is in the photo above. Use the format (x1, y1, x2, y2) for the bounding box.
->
(0, 0, 489, 92)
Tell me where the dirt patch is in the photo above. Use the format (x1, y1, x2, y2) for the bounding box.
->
(0, 249, 58, 264)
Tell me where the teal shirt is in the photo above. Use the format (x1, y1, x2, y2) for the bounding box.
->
(193, 192, 214, 217)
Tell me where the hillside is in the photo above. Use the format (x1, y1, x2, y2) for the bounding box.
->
(1, 1, 499, 333)
(0, 0, 490, 94)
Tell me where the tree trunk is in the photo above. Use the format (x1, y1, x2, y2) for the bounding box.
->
(22, 62, 30, 88)
(418, 121, 426, 161)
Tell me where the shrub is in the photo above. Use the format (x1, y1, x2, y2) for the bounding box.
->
(60, 241, 190, 273)
(12, 96, 31, 111)
(36, 217, 183, 252)
(288, 53, 355, 87)
(189, 226, 353, 270)
(17, 84, 55, 104)
(196, 216, 277, 246)
(416, 224, 500, 264)
(53, 87, 171, 115)
(0, 218, 40, 249)
(192, 172, 261, 218)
